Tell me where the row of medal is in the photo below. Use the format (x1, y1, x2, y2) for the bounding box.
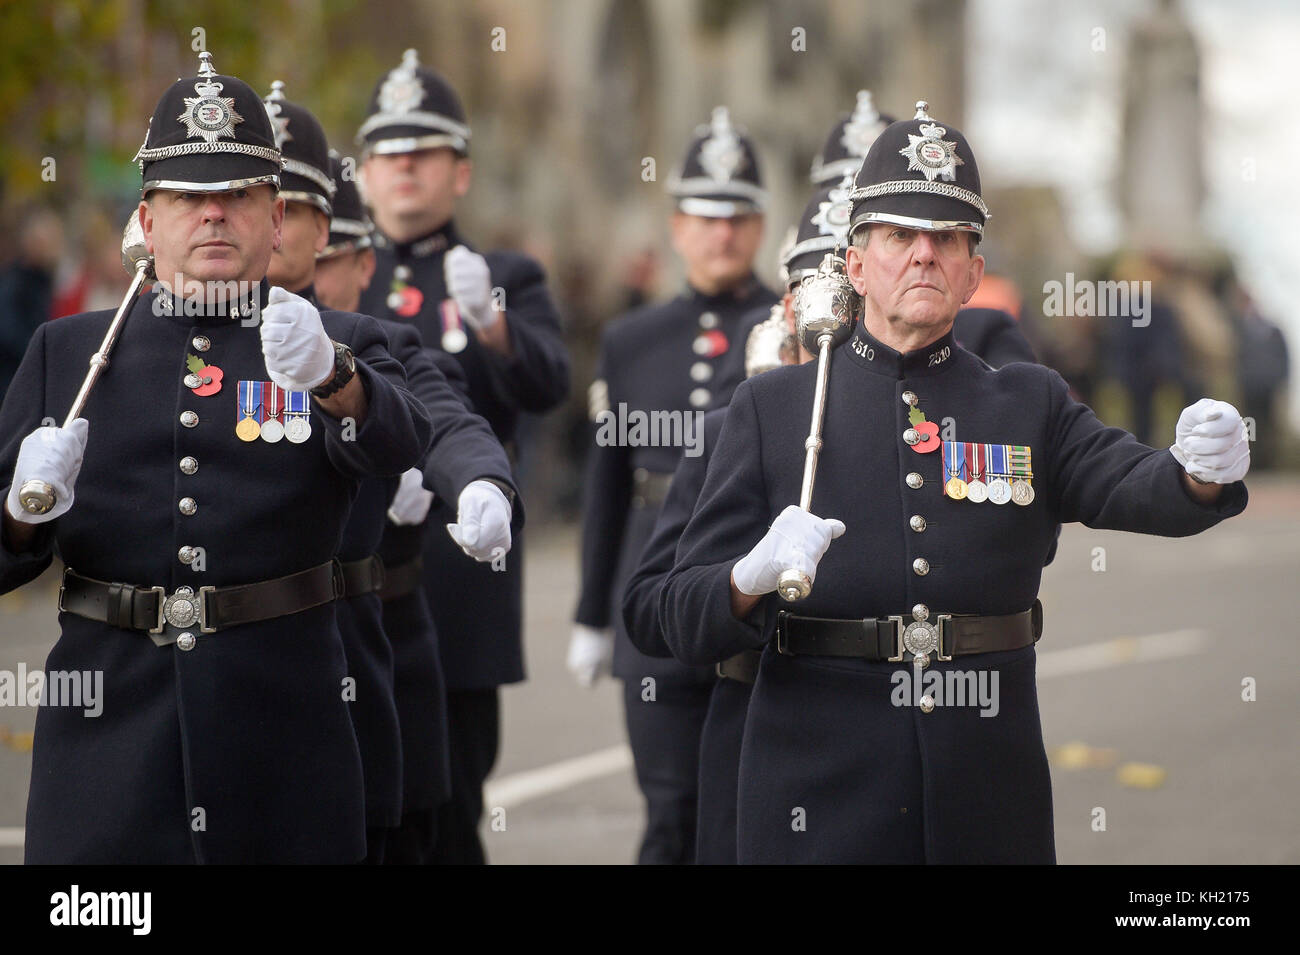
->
(941, 441, 1034, 505)
(236, 380, 312, 443)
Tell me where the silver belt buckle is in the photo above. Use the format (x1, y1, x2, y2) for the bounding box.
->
(160, 585, 216, 632)
(899, 614, 954, 667)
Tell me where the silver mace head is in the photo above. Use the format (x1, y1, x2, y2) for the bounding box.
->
(744, 304, 790, 379)
(793, 251, 861, 352)
(120, 214, 155, 279)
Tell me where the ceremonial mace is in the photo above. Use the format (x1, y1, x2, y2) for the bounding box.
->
(18, 214, 155, 515)
(776, 251, 861, 601)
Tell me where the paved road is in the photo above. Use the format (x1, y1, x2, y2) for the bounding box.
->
(2, 476, 1297, 864)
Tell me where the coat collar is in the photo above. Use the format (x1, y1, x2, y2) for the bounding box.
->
(842, 321, 960, 379)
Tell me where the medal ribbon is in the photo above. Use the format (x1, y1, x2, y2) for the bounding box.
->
(1009, 444, 1033, 482)
(238, 380, 261, 423)
(440, 299, 463, 339)
(989, 443, 1007, 481)
(287, 389, 309, 417)
(263, 382, 281, 422)
(967, 442, 982, 482)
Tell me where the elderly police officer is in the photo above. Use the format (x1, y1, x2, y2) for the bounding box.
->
(0, 53, 434, 863)
(571, 107, 777, 864)
(356, 49, 568, 863)
(660, 102, 1250, 864)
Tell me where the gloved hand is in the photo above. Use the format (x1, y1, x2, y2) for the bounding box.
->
(387, 467, 434, 526)
(6, 418, 89, 524)
(260, 286, 336, 392)
(444, 245, 497, 331)
(447, 479, 512, 561)
(1170, 398, 1250, 484)
(566, 624, 614, 687)
(732, 504, 846, 596)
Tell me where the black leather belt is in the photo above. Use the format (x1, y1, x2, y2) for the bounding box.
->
(775, 601, 1043, 661)
(716, 648, 762, 684)
(339, 555, 386, 598)
(58, 561, 344, 647)
(631, 469, 673, 510)
(377, 556, 424, 602)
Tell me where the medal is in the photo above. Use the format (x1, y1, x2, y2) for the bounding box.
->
(965, 442, 988, 502)
(440, 299, 468, 353)
(185, 353, 223, 396)
(236, 379, 261, 441)
(284, 389, 312, 443)
(988, 478, 1011, 505)
(942, 441, 968, 499)
(1011, 480, 1035, 506)
(260, 382, 285, 443)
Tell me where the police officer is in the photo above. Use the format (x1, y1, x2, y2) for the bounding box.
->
(356, 49, 569, 864)
(660, 102, 1251, 864)
(264, 85, 518, 863)
(317, 149, 515, 864)
(0, 53, 434, 863)
(570, 107, 777, 864)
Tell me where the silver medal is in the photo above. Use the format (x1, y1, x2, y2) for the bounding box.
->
(965, 479, 988, 503)
(260, 418, 285, 443)
(285, 416, 311, 443)
(1011, 480, 1034, 506)
(442, 327, 468, 354)
(987, 478, 1011, 505)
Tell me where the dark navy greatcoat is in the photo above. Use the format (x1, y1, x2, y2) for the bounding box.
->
(359, 220, 568, 690)
(0, 281, 433, 863)
(576, 277, 776, 685)
(373, 331, 516, 817)
(661, 321, 1247, 864)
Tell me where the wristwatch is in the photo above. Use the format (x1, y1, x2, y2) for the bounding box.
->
(310, 341, 356, 399)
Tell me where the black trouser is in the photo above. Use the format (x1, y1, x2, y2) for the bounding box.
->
(384, 807, 437, 865)
(428, 688, 500, 865)
(622, 678, 715, 865)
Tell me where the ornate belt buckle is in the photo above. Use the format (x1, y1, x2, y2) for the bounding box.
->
(160, 586, 200, 631)
(902, 619, 940, 668)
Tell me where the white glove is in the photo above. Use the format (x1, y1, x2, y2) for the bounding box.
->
(6, 418, 89, 524)
(444, 245, 497, 331)
(260, 286, 336, 392)
(732, 504, 846, 596)
(387, 467, 434, 526)
(1170, 398, 1250, 484)
(447, 479, 512, 561)
(567, 624, 614, 687)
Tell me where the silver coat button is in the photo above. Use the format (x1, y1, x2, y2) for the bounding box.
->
(902, 391, 918, 406)
(178, 546, 196, 564)
(698, 311, 719, 329)
(179, 456, 198, 475)
(919, 695, 935, 714)
(178, 497, 197, 516)
(689, 388, 711, 408)
(180, 411, 198, 428)
(183, 373, 202, 389)
(192, 336, 210, 352)
(910, 515, 926, 532)
(690, 361, 713, 382)
(177, 632, 196, 652)
(903, 428, 920, 446)
(906, 472, 923, 489)
(912, 603, 930, 622)
(394, 264, 412, 281)
(633, 467, 648, 482)
(913, 557, 930, 576)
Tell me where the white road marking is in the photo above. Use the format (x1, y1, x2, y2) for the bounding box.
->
(0, 630, 1215, 846)
(484, 744, 632, 811)
(1036, 629, 1209, 678)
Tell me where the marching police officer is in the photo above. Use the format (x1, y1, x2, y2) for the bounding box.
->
(356, 49, 569, 863)
(660, 102, 1250, 863)
(264, 86, 519, 863)
(0, 53, 434, 863)
(570, 107, 777, 864)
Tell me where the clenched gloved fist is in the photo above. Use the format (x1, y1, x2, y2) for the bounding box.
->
(387, 467, 434, 526)
(444, 245, 497, 332)
(566, 624, 614, 688)
(732, 504, 846, 596)
(6, 418, 89, 524)
(260, 286, 336, 392)
(447, 479, 512, 561)
(1171, 398, 1250, 484)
